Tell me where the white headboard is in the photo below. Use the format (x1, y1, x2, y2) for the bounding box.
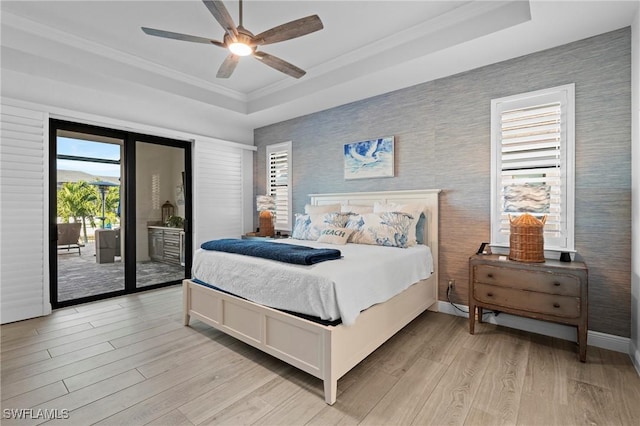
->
(309, 189, 441, 289)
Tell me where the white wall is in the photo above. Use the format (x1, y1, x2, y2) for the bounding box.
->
(172, 153, 186, 220)
(631, 9, 640, 374)
(0, 93, 254, 323)
(1, 69, 254, 145)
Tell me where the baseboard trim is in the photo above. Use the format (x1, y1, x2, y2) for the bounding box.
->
(437, 301, 631, 354)
(1, 305, 48, 325)
(631, 340, 640, 377)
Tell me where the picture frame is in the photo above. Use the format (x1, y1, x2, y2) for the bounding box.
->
(343, 136, 394, 180)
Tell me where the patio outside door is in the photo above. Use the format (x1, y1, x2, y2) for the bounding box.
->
(52, 125, 125, 304)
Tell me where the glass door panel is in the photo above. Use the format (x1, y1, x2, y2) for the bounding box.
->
(55, 131, 125, 302)
(135, 141, 186, 288)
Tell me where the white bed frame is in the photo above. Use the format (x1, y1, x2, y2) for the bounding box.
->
(183, 189, 440, 404)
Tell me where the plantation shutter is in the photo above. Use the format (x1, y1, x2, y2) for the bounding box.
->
(499, 102, 562, 235)
(1, 104, 50, 323)
(491, 84, 574, 252)
(266, 142, 292, 231)
(194, 141, 244, 245)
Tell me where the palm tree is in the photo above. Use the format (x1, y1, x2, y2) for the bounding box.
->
(57, 181, 99, 243)
(103, 186, 121, 228)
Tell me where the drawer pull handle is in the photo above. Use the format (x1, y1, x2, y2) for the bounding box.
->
(553, 303, 560, 308)
(487, 292, 494, 297)
(487, 273, 494, 278)
(553, 282, 561, 287)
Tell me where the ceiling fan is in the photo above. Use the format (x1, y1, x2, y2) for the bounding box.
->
(141, 0, 323, 79)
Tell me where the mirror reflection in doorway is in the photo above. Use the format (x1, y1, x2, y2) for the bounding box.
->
(135, 141, 185, 288)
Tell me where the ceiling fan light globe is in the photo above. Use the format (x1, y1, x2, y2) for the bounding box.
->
(229, 42, 252, 56)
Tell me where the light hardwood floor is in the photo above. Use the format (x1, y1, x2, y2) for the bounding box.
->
(1, 285, 639, 425)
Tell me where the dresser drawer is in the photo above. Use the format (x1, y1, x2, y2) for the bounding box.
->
(163, 232, 180, 244)
(164, 240, 179, 249)
(473, 264, 580, 296)
(474, 283, 581, 318)
(164, 248, 180, 257)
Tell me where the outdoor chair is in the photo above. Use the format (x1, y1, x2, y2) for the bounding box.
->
(57, 222, 82, 255)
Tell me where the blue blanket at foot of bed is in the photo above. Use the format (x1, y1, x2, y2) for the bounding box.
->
(200, 239, 342, 265)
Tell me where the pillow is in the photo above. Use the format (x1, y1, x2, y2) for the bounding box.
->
(292, 212, 351, 241)
(346, 212, 413, 248)
(373, 202, 426, 246)
(415, 212, 426, 245)
(317, 227, 353, 245)
(341, 204, 374, 214)
(304, 203, 341, 214)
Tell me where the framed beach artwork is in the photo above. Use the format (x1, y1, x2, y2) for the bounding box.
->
(344, 136, 394, 180)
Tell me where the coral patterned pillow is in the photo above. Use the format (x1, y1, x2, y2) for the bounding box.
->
(346, 212, 413, 248)
(373, 202, 426, 246)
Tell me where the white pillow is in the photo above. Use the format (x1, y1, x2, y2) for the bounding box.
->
(292, 212, 351, 241)
(304, 203, 341, 214)
(373, 202, 426, 246)
(341, 204, 374, 214)
(345, 212, 413, 248)
(317, 227, 353, 245)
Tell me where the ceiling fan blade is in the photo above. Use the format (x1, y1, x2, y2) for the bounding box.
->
(217, 54, 239, 78)
(141, 27, 225, 47)
(255, 15, 323, 46)
(252, 51, 305, 79)
(202, 0, 238, 42)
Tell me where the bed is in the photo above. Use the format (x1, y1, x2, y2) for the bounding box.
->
(183, 189, 440, 404)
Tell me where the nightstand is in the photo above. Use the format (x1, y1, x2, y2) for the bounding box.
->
(469, 254, 588, 362)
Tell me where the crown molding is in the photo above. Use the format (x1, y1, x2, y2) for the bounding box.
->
(1, 10, 247, 103)
(247, 1, 528, 103)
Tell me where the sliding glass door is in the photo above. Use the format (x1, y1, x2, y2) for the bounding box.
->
(50, 120, 192, 308)
(51, 125, 126, 304)
(134, 140, 187, 289)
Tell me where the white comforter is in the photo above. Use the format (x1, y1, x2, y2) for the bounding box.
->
(192, 239, 433, 326)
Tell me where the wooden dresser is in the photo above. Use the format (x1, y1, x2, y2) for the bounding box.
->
(148, 226, 185, 265)
(469, 254, 588, 362)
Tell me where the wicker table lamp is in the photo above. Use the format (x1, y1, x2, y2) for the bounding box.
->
(509, 213, 546, 262)
(256, 195, 276, 237)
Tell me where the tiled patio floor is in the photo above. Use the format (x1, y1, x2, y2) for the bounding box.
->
(57, 241, 184, 302)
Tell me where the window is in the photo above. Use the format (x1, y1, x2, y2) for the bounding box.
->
(266, 141, 292, 231)
(491, 84, 575, 253)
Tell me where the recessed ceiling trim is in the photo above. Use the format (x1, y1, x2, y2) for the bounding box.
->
(246, 0, 528, 102)
(2, 0, 637, 132)
(246, 0, 532, 114)
(1, 10, 248, 102)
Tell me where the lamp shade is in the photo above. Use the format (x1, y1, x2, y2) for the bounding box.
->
(256, 195, 275, 237)
(256, 195, 276, 211)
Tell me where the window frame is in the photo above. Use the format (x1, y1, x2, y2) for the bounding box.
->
(490, 84, 575, 254)
(266, 141, 292, 231)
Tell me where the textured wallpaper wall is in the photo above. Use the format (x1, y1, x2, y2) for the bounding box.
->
(254, 28, 632, 337)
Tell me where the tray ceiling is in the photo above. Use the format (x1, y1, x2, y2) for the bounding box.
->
(1, 1, 638, 134)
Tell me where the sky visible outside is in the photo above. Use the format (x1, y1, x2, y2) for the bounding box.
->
(57, 137, 121, 177)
